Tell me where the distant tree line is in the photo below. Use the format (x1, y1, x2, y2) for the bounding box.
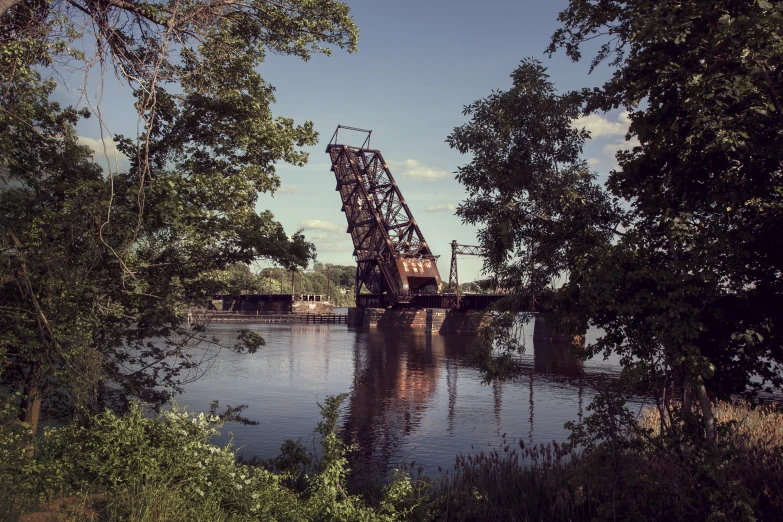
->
(196, 263, 357, 307)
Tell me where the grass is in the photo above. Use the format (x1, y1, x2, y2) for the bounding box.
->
(636, 400, 783, 517)
(428, 436, 590, 521)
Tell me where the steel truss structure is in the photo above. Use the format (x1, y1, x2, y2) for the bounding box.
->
(448, 240, 483, 294)
(326, 126, 442, 307)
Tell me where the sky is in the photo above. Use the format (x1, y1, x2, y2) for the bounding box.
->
(58, 0, 635, 283)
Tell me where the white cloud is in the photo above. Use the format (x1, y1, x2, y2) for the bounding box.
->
(573, 112, 631, 139)
(277, 185, 301, 194)
(297, 219, 343, 233)
(602, 136, 641, 156)
(78, 136, 127, 169)
(296, 219, 353, 255)
(586, 157, 601, 167)
(387, 159, 450, 182)
(420, 204, 456, 213)
(602, 136, 641, 168)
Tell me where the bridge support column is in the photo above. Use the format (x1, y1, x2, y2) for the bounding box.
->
(426, 308, 447, 331)
(347, 307, 365, 326)
(533, 314, 585, 347)
(352, 307, 492, 334)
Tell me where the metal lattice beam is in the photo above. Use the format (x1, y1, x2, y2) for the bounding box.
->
(326, 126, 442, 306)
(448, 240, 483, 294)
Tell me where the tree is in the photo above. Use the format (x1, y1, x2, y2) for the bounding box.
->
(1, 0, 358, 432)
(550, 0, 783, 441)
(450, 0, 783, 445)
(446, 57, 621, 380)
(447, 59, 619, 299)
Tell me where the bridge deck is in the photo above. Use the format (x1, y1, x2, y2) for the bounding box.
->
(190, 311, 347, 324)
(213, 294, 328, 303)
(357, 293, 508, 310)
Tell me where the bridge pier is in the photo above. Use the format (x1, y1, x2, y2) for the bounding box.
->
(347, 307, 492, 334)
(348, 308, 585, 341)
(532, 314, 585, 347)
(347, 307, 365, 326)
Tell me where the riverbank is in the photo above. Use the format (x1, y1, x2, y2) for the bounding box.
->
(3, 398, 781, 521)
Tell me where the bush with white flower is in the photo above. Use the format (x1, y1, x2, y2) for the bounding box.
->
(21, 395, 418, 521)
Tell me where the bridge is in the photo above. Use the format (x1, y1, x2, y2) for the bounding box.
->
(326, 125, 505, 310)
(211, 127, 533, 318)
(203, 126, 581, 339)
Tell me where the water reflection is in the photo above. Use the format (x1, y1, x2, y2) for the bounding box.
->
(342, 329, 598, 472)
(534, 339, 584, 378)
(179, 321, 622, 472)
(344, 331, 452, 468)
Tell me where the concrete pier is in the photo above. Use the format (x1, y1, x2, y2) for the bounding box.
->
(347, 308, 585, 340)
(532, 314, 585, 346)
(347, 307, 492, 334)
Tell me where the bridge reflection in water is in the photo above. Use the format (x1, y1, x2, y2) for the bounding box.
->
(178, 321, 622, 472)
(341, 327, 609, 474)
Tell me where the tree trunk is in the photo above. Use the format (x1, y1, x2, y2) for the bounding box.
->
(695, 376, 716, 449)
(0, 0, 25, 18)
(19, 369, 42, 435)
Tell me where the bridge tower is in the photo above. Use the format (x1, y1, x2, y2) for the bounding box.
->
(447, 240, 482, 294)
(326, 126, 442, 307)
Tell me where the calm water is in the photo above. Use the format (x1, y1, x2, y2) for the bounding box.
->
(177, 318, 624, 472)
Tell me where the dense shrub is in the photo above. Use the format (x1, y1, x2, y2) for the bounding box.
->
(2, 395, 417, 521)
(426, 400, 782, 522)
(2, 398, 781, 521)
(429, 437, 588, 522)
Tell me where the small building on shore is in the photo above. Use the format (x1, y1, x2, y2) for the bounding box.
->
(210, 294, 334, 314)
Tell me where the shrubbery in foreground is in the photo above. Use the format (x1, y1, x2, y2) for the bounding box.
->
(1, 394, 418, 521)
(432, 399, 782, 521)
(1, 397, 781, 521)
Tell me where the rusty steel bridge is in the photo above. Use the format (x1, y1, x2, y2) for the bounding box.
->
(214, 126, 514, 311)
(326, 125, 506, 311)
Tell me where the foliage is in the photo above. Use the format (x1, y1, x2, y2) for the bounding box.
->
(203, 264, 358, 306)
(1, 0, 358, 429)
(449, 1, 783, 449)
(430, 435, 587, 522)
(637, 400, 783, 517)
(0, 391, 37, 519)
(1, 395, 419, 521)
(447, 58, 620, 297)
(445, 58, 618, 380)
(423, 400, 782, 521)
(564, 396, 783, 521)
(2, 387, 780, 521)
(546, 0, 783, 404)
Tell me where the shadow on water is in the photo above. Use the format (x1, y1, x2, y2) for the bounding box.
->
(341, 327, 616, 474)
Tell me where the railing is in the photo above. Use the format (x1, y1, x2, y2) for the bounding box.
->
(188, 310, 348, 325)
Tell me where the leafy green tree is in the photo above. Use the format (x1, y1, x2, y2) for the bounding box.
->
(447, 58, 620, 369)
(1, 0, 358, 432)
(447, 61, 618, 298)
(451, 0, 783, 445)
(549, 0, 783, 440)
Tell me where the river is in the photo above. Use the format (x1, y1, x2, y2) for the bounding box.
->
(176, 316, 625, 473)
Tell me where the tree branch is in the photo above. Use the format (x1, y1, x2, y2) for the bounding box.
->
(0, 0, 25, 19)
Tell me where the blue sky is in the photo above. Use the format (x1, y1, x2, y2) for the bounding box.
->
(60, 0, 634, 283)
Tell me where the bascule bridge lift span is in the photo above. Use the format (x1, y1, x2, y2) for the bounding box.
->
(326, 126, 442, 307)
